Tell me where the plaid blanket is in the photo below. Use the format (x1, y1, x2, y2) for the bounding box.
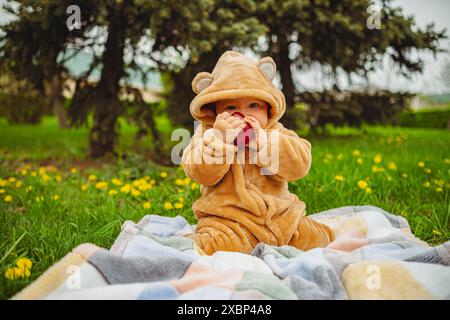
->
(13, 205, 450, 300)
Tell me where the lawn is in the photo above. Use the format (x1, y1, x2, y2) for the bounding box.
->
(0, 117, 449, 299)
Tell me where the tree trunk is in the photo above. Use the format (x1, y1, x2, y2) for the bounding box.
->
(276, 36, 298, 129)
(89, 12, 126, 158)
(49, 76, 68, 129)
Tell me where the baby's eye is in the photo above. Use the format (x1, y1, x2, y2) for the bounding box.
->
(226, 105, 237, 110)
(249, 102, 259, 108)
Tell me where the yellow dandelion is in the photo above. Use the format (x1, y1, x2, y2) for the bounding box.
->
(191, 183, 198, 190)
(131, 189, 141, 197)
(365, 187, 372, 194)
(16, 258, 32, 270)
(80, 184, 88, 191)
(160, 172, 168, 178)
(436, 187, 443, 193)
(95, 181, 108, 190)
(53, 195, 59, 201)
(388, 162, 397, 171)
(356, 158, 363, 165)
(4, 268, 18, 280)
(4, 195, 12, 202)
(176, 188, 184, 193)
(111, 178, 122, 186)
(109, 189, 118, 196)
(0, 189, 4, 193)
(88, 174, 97, 181)
(183, 177, 191, 185)
(120, 184, 131, 193)
(55, 175, 62, 182)
(424, 168, 431, 174)
(352, 150, 361, 157)
(164, 202, 173, 210)
(70, 168, 77, 174)
(423, 181, 430, 188)
(8, 177, 16, 183)
(15, 181, 22, 188)
(178, 197, 185, 203)
(174, 202, 183, 209)
(20, 169, 27, 176)
(418, 161, 425, 168)
(334, 175, 344, 182)
(0, 179, 7, 187)
(143, 201, 151, 209)
(30, 171, 37, 177)
(150, 179, 156, 185)
(373, 154, 382, 163)
(175, 179, 184, 186)
(357, 180, 368, 189)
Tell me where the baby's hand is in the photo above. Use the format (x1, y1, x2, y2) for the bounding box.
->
(213, 112, 246, 144)
(245, 116, 266, 151)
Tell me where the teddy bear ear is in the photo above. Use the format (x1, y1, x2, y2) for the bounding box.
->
(192, 72, 213, 94)
(257, 57, 276, 81)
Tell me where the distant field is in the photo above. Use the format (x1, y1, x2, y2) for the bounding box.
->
(0, 117, 449, 299)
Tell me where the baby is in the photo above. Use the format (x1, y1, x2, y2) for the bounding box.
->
(182, 51, 335, 255)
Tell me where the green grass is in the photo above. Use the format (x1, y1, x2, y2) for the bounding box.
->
(0, 118, 449, 299)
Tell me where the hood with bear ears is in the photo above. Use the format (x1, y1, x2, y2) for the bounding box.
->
(189, 50, 286, 129)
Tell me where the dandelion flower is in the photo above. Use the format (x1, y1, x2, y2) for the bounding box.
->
(111, 178, 122, 186)
(436, 187, 443, 193)
(357, 180, 368, 189)
(55, 175, 62, 182)
(183, 177, 191, 185)
(119, 184, 130, 193)
(88, 174, 97, 181)
(16, 258, 32, 270)
(388, 162, 397, 171)
(0, 189, 4, 194)
(160, 172, 168, 178)
(0, 179, 7, 187)
(53, 195, 59, 200)
(164, 202, 173, 210)
(423, 181, 430, 188)
(418, 161, 425, 168)
(175, 179, 184, 186)
(373, 154, 382, 163)
(365, 187, 372, 194)
(70, 168, 78, 174)
(131, 189, 141, 197)
(356, 158, 363, 164)
(109, 189, 118, 196)
(191, 183, 198, 190)
(174, 202, 183, 209)
(81, 184, 88, 191)
(4, 195, 12, 202)
(95, 181, 108, 190)
(352, 150, 361, 157)
(424, 168, 431, 174)
(143, 202, 151, 209)
(334, 175, 344, 182)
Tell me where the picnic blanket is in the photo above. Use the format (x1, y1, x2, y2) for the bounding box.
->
(12, 205, 450, 300)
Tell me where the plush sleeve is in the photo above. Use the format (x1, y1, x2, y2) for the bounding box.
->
(181, 124, 236, 186)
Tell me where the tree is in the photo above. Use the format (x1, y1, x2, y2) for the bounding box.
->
(253, 0, 446, 129)
(0, 0, 100, 128)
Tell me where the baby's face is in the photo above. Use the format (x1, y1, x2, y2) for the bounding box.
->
(215, 97, 269, 128)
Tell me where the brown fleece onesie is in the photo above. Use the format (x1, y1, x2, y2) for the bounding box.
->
(182, 50, 335, 255)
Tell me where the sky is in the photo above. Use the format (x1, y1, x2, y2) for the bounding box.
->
(0, 0, 449, 94)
